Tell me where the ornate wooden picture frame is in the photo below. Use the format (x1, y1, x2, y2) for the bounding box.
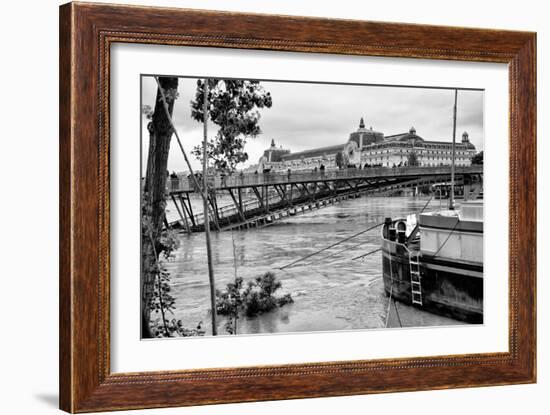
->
(59, 2, 536, 412)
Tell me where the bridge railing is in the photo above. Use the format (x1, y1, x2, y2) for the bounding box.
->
(168, 166, 482, 194)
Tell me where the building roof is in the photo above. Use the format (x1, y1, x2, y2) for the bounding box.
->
(281, 143, 345, 161)
(382, 127, 476, 150)
(384, 127, 424, 143)
(374, 135, 475, 149)
(385, 132, 420, 142)
(423, 140, 474, 146)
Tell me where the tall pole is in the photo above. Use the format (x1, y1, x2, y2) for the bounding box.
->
(450, 89, 458, 210)
(202, 79, 217, 335)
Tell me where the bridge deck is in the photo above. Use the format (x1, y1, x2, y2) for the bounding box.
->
(168, 165, 483, 194)
(166, 166, 482, 233)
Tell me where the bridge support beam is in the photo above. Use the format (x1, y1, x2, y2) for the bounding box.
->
(251, 186, 267, 213)
(171, 194, 190, 233)
(178, 194, 196, 228)
(206, 193, 221, 231)
(227, 188, 246, 221)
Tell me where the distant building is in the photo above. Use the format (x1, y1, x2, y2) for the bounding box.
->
(348, 117, 384, 147)
(277, 143, 345, 170)
(361, 126, 476, 168)
(258, 118, 477, 172)
(258, 139, 291, 171)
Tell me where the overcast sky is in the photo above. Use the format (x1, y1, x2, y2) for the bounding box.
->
(141, 76, 484, 173)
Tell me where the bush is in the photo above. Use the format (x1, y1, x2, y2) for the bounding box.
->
(215, 276, 245, 316)
(277, 293, 294, 307)
(150, 318, 205, 338)
(216, 272, 294, 332)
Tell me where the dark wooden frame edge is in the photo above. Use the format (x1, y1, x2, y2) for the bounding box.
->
(59, 2, 537, 412)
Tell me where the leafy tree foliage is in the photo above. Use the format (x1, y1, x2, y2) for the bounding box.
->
(407, 151, 420, 167)
(471, 151, 484, 165)
(335, 151, 345, 169)
(191, 79, 272, 171)
(141, 104, 153, 119)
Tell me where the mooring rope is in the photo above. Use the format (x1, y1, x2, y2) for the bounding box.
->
(351, 247, 382, 261)
(384, 251, 403, 328)
(394, 297, 403, 328)
(278, 195, 435, 269)
(419, 193, 435, 214)
(384, 263, 394, 328)
(320, 237, 378, 262)
(431, 217, 461, 257)
(278, 222, 384, 270)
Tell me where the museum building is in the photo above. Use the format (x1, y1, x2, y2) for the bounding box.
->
(258, 118, 477, 172)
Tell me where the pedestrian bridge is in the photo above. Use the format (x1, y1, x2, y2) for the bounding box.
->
(166, 166, 483, 233)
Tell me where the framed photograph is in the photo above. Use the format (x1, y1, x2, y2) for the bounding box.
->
(59, 2, 536, 412)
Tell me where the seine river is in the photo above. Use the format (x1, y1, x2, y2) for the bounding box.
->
(163, 195, 461, 336)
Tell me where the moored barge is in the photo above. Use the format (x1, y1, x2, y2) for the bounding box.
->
(381, 200, 483, 323)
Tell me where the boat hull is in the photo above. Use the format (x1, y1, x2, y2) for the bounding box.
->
(382, 240, 483, 323)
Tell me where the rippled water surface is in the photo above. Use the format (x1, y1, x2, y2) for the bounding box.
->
(162, 196, 462, 336)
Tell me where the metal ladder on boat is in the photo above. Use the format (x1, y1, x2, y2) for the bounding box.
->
(409, 251, 423, 306)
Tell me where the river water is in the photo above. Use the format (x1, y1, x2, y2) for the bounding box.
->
(162, 195, 461, 336)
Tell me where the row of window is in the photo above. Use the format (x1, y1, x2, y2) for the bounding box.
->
(363, 149, 474, 156)
(362, 142, 471, 150)
(363, 156, 471, 161)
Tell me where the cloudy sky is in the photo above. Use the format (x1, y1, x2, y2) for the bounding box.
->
(141, 76, 483, 173)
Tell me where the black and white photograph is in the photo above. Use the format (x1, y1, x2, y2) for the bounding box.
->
(2, 0, 545, 413)
(140, 76, 484, 339)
